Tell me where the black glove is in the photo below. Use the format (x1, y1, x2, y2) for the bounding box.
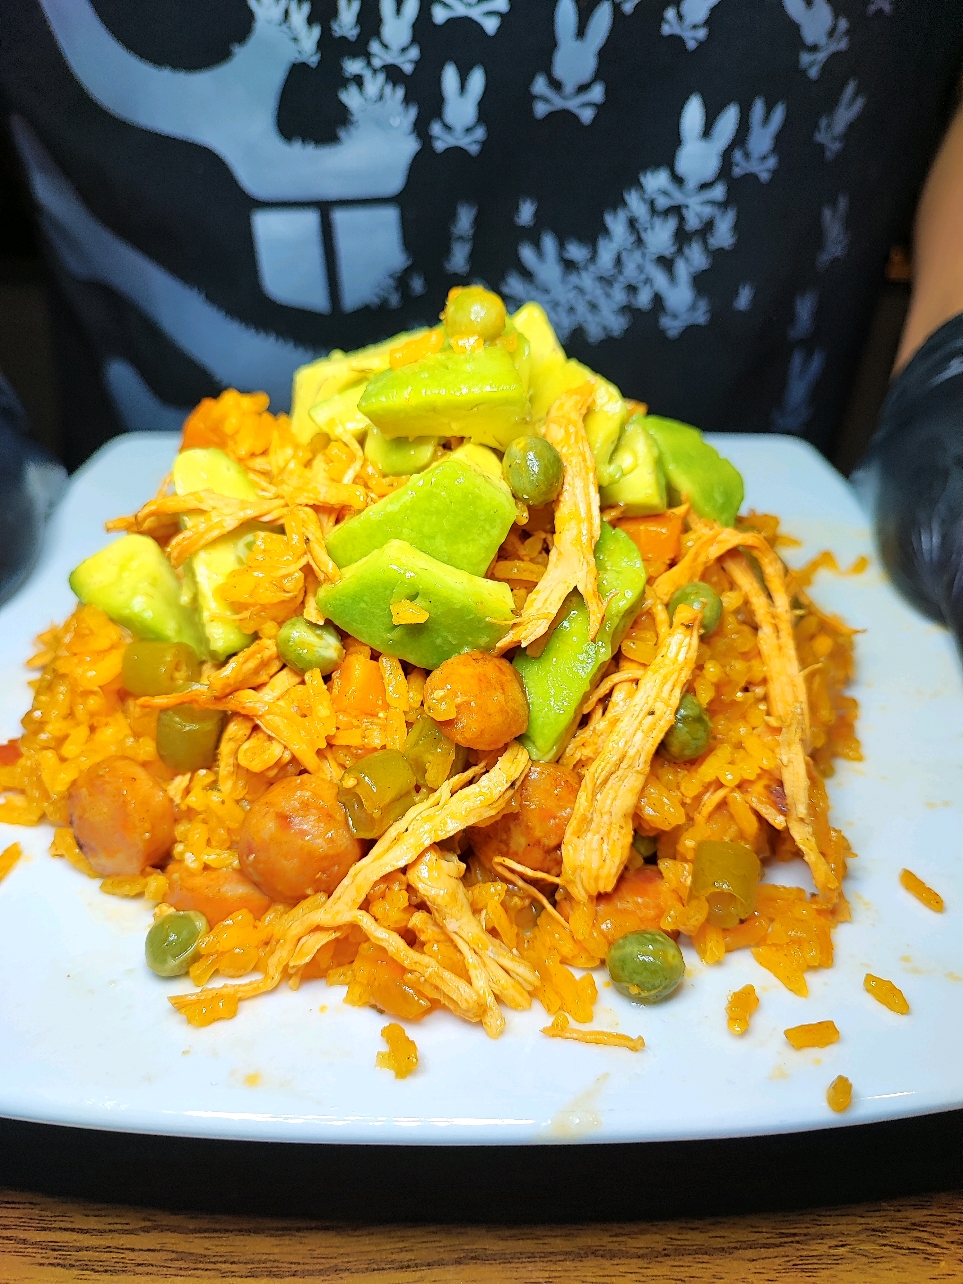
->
(853, 312, 963, 651)
(0, 373, 67, 606)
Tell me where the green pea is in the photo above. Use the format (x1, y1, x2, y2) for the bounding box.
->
(502, 436, 564, 506)
(338, 749, 417, 839)
(156, 706, 226, 773)
(668, 581, 723, 635)
(122, 641, 200, 696)
(277, 616, 344, 675)
(607, 930, 685, 1004)
(145, 910, 209, 977)
(442, 286, 506, 342)
(660, 693, 712, 762)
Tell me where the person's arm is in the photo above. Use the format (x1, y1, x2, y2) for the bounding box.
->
(893, 104, 963, 372)
(854, 101, 963, 652)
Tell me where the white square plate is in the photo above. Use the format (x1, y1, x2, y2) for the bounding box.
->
(0, 433, 959, 1145)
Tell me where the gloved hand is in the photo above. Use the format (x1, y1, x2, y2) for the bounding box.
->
(0, 373, 67, 606)
(853, 313, 963, 651)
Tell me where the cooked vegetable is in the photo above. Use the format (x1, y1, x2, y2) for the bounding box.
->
(643, 417, 744, 526)
(690, 840, 760, 928)
(502, 435, 564, 506)
(358, 346, 529, 449)
(423, 651, 529, 750)
(146, 910, 209, 977)
(326, 455, 516, 576)
(317, 540, 516, 669)
(363, 426, 438, 476)
(668, 581, 722, 635)
(238, 774, 363, 903)
(442, 285, 507, 343)
(122, 640, 201, 696)
(67, 756, 175, 876)
(156, 706, 226, 773)
(606, 929, 685, 1003)
(69, 533, 207, 654)
(514, 522, 646, 761)
(338, 749, 417, 840)
(660, 692, 712, 761)
(276, 617, 344, 675)
(403, 714, 467, 788)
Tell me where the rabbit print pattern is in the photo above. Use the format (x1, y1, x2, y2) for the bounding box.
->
(814, 79, 865, 161)
(781, 0, 849, 80)
(661, 0, 724, 52)
(431, 0, 511, 36)
(369, 0, 421, 73)
(731, 98, 786, 183)
(430, 63, 487, 154)
(530, 0, 613, 125)
(503, 93, 741, 342)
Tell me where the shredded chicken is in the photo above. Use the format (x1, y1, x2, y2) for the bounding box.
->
(496, 386, 603, 652)
(541, 1012, 645, 1050)
(561, 604, 703, 901)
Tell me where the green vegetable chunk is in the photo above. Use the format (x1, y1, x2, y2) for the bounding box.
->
(276, 617, 344, 675)
(607, 930, 685, 1004)
(338, 750, 417, 839)
(660, 692, 712, 762)
(515, 523, 647, 761)
(358, 345, 530, 449)
(502, 436, 563, 506)
(668, 581, 722, 635)
(156, 706, 226, 773)
(642, 417, 744, 527)
(69, 534, 206, 655)
(317, 539, 515, 670)
(145, 910, 209, 978)
(172, 447, 261, 662)
(690, 840, 760, 928)
(325, 456, 517, 576)
(403, 714, 467, 788)
(599, 415, 668, 516)
(121, 641, 201, 697)
(443, 286, 507, 342)
(363, 425, 438, 477)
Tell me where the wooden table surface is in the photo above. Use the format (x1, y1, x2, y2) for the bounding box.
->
(2, 1189, 961, 1283)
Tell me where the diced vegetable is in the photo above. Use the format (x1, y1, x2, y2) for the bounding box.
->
(502, 435, 564, 506)
(338, 750, 417, 839)
(317, 540, 515, 670)
(690, 840, 760, 928)
(607, 929, 685, 1003)
(514, 523, 647, 761)
(363, 426, 438, 476)
(121, 640, 201, 696)
(326, 456, 516, 577)
(69, 534, 207, 655)
(643, 417, 744, 527)
(358, 345, 530, 449)
(403, 714, 467, 788)
(600, 415, 667, 515)
(660, 693, 712, 761)
(156, 706, 227, 773)
(668, 582, 723, 635)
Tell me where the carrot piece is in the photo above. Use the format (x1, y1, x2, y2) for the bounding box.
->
(784, 1019, 840, 1050)
(619, 511, 684, 568)
(826, 1075, 853, 1112)
(899, 868, 944, 912)
(389, 328, 443, 368)
(330, 651, 388, 716)
(0, 739, 22, 766)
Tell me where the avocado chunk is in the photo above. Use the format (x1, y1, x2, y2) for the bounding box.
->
(642, 417, 744, 527)
(317, 540, 515, 669)
(290, 329, 429, 445)
(514, 523, 647, 761)
(308, 380, 372, 446)
(512, 303, 567, 415)
(172, 448, 260, 662)
(600, 415, 668, 515)
(357, 345, 530, 449)
(325, 455, 516, 576)
(525, 354, 628, 486)
(69, 534, 206, 654)
(363, 425, 438, 476)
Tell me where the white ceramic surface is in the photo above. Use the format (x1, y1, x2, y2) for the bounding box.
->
(0, 433, 959, 1146)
